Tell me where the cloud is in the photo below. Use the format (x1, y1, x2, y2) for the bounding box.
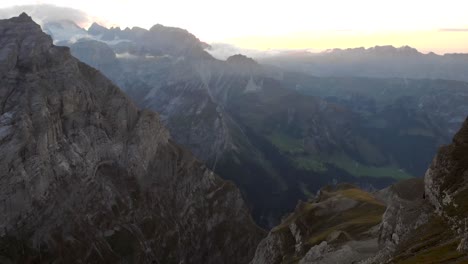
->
(206, 43, 319, 60)
(439, 28, 468, 32)
(206, 43, 285, 60)
(116, 52, 139, 59)
(0, 4, 91, 28)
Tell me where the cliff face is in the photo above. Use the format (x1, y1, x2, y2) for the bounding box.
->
(425, 118, 468, 225)
(0, 13, 264, 263)
(377, 118, 468, 263)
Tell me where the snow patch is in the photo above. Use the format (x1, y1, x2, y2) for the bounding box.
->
(116, 52, 138, 59)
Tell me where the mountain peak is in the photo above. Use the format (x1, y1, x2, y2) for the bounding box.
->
(88, 22, 108, 35)
(0, 13, 56, 72)
(371, 45, 421, 55)
(149, 23, 187, 33)
(89, 22, 103, 28)
(17, 12, 32, 21)
(4, 12, 35, 24)
(226, 54, 258, 65)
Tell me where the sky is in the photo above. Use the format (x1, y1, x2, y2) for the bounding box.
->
(1, 0, 468, 53)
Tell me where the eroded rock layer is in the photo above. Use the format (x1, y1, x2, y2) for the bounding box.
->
(0, 13, 264, 264)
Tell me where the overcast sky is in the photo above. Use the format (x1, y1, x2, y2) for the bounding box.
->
(1, 0, 468, 53)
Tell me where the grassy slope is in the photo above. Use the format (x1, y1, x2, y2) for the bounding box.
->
(391, 216, 467, 264)
(267, 186, 385, 263)
(273, 186, 385, 244)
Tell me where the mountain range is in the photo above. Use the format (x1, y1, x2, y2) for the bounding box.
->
(259, 45, 468, 82)
(0, 12, 467, 263)
(38, 19, 468, 228)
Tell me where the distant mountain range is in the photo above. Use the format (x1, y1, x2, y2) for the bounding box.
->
(259, 45, 468, 82)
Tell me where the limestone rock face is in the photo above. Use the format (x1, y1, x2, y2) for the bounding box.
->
(423, 118, 468, 252)
(251, 184, 386, 264)
(425, 118, 468, 222)
(0, 13, 264, 263)
(370, 119, 468, 263)
(369, 179, 431, 262)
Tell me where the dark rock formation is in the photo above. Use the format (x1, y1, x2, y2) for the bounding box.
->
(0, 13, 264, 263)
(226, 54, 259, 66)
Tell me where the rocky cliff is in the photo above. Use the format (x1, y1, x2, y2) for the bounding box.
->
(0, 13, 264, 263)
(375, 118, 468, 263)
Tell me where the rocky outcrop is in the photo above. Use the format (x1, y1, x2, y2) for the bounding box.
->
(377, 123, 468, 263)
(251, 184, 386, 263)
(425, 118, 468, 222)
(352, 120, 468, 263)
(366, 179, 431, 262)
(378, 179, 428, 244)
(424, 118, 468, 251)
(0, 13, 264, 263)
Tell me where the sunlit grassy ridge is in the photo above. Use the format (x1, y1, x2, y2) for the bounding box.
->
(270, 185, 385, 263)
(273, 186, 385, 236)
(338, 188, 385, 206)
